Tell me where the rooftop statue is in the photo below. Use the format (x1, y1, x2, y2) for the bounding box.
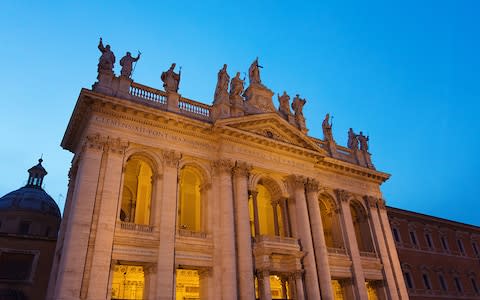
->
(278, 91, 292, 117)
(161, 63, 181, 93)
(347, 128, 359, 150)
(292, 94, 307, 132)
(214, 64, 230, 100)
(120, 51, 141, 78)
(322, 113, 334, 142)
(358, 131, 369, 152)
(229, 72, 245, 97)
(248, 57, 262, 85)
(97, 38, 115, 74)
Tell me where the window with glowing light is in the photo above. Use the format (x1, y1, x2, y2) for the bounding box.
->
(111, 265, 144, 300)
(178, 167, 203, 232)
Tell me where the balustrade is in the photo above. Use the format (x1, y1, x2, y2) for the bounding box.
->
(119, 221, 154, 233)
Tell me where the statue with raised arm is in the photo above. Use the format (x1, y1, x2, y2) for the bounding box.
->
(248, 57, 262, 85)
(120, 51, 141, 78)
(229, 72, 245, 97)
(278, 91, 292, 117)
(322, 113, 334, 142)
(347, 128, 359, 150)
(291, 94, 306, 117)
(97, 38, 115, 74)
(161, 63, 181, 93)
(214, 64, 230, 100)
(358, 131, 369, 152)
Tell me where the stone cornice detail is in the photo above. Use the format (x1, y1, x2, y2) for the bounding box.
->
(211, 159, 234, 174)
(335, 189, 353, 203)
(162, 150, 182, 168)
(105, 137, 129, 155)
(316, 157, 390, 184)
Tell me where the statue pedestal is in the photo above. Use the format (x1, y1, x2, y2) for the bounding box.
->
(166, 92, 180, 112)
(212, 92, 231, 120)
(92, 72, 115, 95)
(243, 83, 275, 114)
(230, 95, 245, 117)
(115, 76, 133, 99)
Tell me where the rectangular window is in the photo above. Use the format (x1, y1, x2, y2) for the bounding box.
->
(410, 231, 417, 246)
(425, 233, 433, 249)
(18, 221, 31, 235)
(473, 242, 479, 256)
(392, 228, 400, 243)
(441, 236, 449, 251)
(457, 239, 465, 255)
(472, 278, 479, 294)
(454, 277, 463, 293)
(423, 274, 432, 290)
(404, 272, 414, 289)
(0, 252, 35, 281)
(439, 274, 448, 291)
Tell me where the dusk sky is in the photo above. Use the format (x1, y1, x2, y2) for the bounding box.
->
(1, 1, 479, 226)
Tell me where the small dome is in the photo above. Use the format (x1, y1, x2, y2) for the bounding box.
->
(0, 186, 60, 218)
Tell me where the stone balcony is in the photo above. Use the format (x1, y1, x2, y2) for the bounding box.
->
(253, 235, 303, 273)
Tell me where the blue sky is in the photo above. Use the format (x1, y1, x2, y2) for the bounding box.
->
(1, 1, 479, 225)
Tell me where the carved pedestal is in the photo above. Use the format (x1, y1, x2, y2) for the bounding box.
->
(243, 83, 275, 114)
(230, 95, 245, 117)
(166, 91, 180, 112)
(93, 72, 115, 95)
(211, 92, 231, 120)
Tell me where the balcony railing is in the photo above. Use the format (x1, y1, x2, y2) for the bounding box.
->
(327, 247, 347, 255)
(119, 221, 154, 233)
(130, 82, 167, 105)
(359, 251, 377, 258)
(177, 229, 207, 239)
(254, 235, 299, 245)
(179, 96, 211, 120)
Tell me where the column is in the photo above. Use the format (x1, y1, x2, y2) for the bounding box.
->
(53, 135, 105, 300)
(364, 196, 399, 300)
(199, 268, 212, 299)
(293, 271, 306, 300)
(250, 190, 260, 236)
(212, 159, 237, 299)
(156, 150, 181, 300)
(377, 199, 409, 299)
(280, 198, 291, 237)
(287, 175, 321, 300)
(272, 200, 280, 236)
(305, 178, 334, 300)
(145, 265, 157, 300)
(258, 270, 272, 300)
(233, 162, 256, 300)
(336, 189, 368, 300)
(87, 139, 127, 299)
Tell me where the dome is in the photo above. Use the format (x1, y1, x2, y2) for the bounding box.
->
(0, 158, 60, 219)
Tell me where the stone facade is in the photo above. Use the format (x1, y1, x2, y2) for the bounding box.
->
(48, 49, 408, 300)
(387, 207, 480, 300)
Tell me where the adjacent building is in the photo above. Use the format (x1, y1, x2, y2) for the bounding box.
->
(0, 159, 61, 300)
(388, 206, 480, 300)
(47, 47, 408, 300)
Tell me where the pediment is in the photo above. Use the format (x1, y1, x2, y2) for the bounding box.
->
(214, 113, 326, 154)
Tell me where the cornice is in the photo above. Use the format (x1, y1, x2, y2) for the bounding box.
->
(315, 156, 390, 184)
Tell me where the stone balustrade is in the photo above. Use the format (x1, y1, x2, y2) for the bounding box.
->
(254, 235, 299, 246)
(179, 96, 211, 121)
(327, 247, 348, 255)
(130, 82, 167, 105)
(177, 228, 208, 239)
(359, 250, 377, 258)
(119, 221, 154, 233)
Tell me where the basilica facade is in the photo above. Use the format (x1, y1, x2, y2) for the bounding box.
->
(47, 42, 408, 300)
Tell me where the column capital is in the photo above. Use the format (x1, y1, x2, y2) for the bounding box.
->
(144, 264, 157, 274)
(287, 174, 307, 189)
(200, 182, 212, 192)
(364, 195, 379, 208)
(256, 269, 270, 277)
(198, 267, 212, 277)
(249, 190, 258, 198)
(105, 137, 129, 155)
(84, 133, 107, 151)
(377, 198, 387, 210)
(232, 161, 252, 177)
(305, 178, 320, 193)
(335, 189, 352, 203)
(288, 270, 304, 280)
(211, 159, 234, 174)
(162, 150, 181, 168)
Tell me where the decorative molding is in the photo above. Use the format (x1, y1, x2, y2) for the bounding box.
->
(106, 137, 129, 155)
(211, 159, 234, 174)
(162, 150, 181, 167)
(200, 182, 212, 192)
(377, 198, 386, 210)
(305, 178, 320, 193)
(287, 174, 306, 189)
(335, 189, 352, 203)
(364, 196, 378, 208)
(232, 161, 252, 177)
(85, 133, 106, 151)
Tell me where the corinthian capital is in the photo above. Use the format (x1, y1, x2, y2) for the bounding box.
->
(211, 159, 234, 174)
(162, 150, 182, 167)
(286, 174, 306, 190)
(106, 137, 129, 155)
(378, 198, 387, 210)
(84, 133, 107, 151)
(364, 195, 378, 208)
(335, 189, 352, 203)
(232, 161, 252, 177)
(305, 178, 320, 193)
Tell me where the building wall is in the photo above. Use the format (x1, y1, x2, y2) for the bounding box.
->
(388, 207, 480, 300)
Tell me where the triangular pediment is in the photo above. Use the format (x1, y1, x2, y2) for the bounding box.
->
(214, 113, 326, 155)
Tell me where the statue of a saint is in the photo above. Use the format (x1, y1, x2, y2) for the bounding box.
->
(229, 72, 244, 97)
(214, 64, 230, 99)
(248, 57, 262, 85)
(322, 113, 334, 141)
(120, 51, 140, 78)
(291, 94, 306, 117)
(161, 63, 181, 93)
(278, 91, 292, 117)
(97, 38, 115, 74)
(347, 128, 359, 150)
(358, 131, 369, 152)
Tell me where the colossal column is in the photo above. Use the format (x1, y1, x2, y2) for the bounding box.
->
(85, 138, 128, 298)
(212, 159, 237, 299)
(287, 175, 321, 300)
(305, 179, 334, 300)
(336, 189, 369, 299)
(156, 150, 181, 300)
(377, 199, 409, 299)
(52, 135, 105, 300)
(233, 162, 256, 300)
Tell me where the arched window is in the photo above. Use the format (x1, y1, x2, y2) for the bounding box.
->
(178, 166, 203, 232)
(350, 201, 374, 253)
(319, 196, 344, 249)
(119, 157, 153, 225)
